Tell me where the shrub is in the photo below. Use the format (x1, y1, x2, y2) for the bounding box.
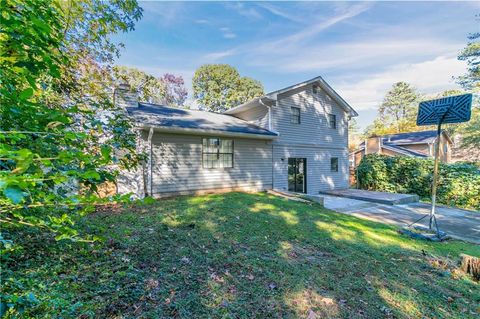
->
(356, 154, 480, 210)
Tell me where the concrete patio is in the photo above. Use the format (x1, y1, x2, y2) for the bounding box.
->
(319, 188, 419, 205)
(323, 195, 480, 244)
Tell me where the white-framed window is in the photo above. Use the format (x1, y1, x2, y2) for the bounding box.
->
(291, 107, 301, 124)
(327, 113, 336, 129)
(202, 138, 233, 168)
(330, 157, 339, 172)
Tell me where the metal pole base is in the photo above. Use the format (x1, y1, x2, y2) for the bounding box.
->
(407, 213, 442, 240)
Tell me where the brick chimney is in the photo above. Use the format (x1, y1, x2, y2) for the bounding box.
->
(365, 136, 382, 154)
(114, 83, 138, 109)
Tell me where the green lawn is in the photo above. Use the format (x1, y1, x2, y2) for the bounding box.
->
(2, 192, 479, 318)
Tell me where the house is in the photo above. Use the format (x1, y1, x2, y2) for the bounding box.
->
(349, 130, 453, 168)
(116, 77, 358, 197)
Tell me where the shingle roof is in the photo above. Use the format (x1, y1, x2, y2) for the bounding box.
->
(382, 144, 429, 157)
(381, 130, 439, 144)
(359, 130, 448, 147)
(126, 102, 278, 138)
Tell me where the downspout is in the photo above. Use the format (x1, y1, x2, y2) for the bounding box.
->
(147, 127, 154, 197)
(259, 97, 275, 190)
(259, 98, 273, 132)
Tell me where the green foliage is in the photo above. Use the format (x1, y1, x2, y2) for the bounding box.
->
(0, 0, 143, 237)
(192, 64, 264, 112)
(113, 66, 166, 103)
(378, 82, 420, 134)
(461, 108, 480, 148)
(457, 25, 480, 92)
(113, 66, 188, 106)
(363, 82, 423, 138)
(1, 193, 478, 318)
(456, 19, 480, 150)
(356, 154, 480, 210)
(0, 1, 145, 312)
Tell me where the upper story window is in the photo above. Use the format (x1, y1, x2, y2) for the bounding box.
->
(330, 157, 339, 172)
(312, 84, 320, 94)
(291, 107, 301, 124)
(327, 113, 336, 129)
(202, 138, 233, 169)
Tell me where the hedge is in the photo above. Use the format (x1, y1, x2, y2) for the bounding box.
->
(356, 154, 480, 211)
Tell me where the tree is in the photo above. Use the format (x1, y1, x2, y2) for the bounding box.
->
(113, 66, 166, 104)
(456, 22, 480, 150)
(363, 119, 397, 138)
(192, 64, 264, 112)
(348, 117, 361, 151)
(0, 0, 143, 240)
(379, 82, 420, 133)
(163, 73, 188, 106)
(113, 67, 188, 106)
(457, 28, 480, 92)
(461, 108, 480, 148)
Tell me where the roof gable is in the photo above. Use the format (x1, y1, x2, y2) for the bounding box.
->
(224, 76, 358, 117)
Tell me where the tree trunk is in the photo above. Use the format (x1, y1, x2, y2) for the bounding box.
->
(460, 254, 480, 281)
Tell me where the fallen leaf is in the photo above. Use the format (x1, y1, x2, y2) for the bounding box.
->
(307, 309, 317, 319)
(268, 282, 277, 290)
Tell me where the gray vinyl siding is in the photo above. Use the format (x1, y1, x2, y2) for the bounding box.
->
(271, 84, 350, 193)
(273, 145, 349, 193)
(272, 85, 348, 147)
(233, 105, 269, 129)
(149, 132, 272, 194)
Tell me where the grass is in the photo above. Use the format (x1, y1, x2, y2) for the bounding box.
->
(2, 192, 479, 318)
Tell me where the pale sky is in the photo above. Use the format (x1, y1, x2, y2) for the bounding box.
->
(113, 1, 479, 129)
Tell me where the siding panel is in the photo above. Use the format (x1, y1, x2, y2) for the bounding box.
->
(273, 145, 349, 193)
(270, 84, 350, 193)
(150, 133, 273, 194)
(272, 85, 348, 147)
(234, 105, 269, 129)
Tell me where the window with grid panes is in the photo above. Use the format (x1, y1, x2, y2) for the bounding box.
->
(202, 138, 233, 168)
(291, 107, 301, 124)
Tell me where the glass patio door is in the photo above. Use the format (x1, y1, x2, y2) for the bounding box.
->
(288, 158, 306, 193)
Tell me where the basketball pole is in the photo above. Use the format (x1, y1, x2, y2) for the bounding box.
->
(407, 119, 443, 237)
(429, 121, 442, 233)
(407, 93, 472, 240)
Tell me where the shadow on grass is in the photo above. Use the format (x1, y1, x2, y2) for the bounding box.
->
(2, 192, 479, 318)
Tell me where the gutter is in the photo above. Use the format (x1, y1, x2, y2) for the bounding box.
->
(135, 125, 278, 140)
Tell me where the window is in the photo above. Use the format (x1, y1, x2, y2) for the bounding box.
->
(202, 138, 233, 168)
(330, 157, 338, 172)
(312, 84, 320, 94)
(327, 113, 336, 129)
(291, 107, 301, 124)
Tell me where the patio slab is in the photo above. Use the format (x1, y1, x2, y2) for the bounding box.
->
(323, 195, 480, 244)
(319, 189, 419, 205)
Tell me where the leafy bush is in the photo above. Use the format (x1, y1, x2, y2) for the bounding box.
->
(356, 154, 480, 210)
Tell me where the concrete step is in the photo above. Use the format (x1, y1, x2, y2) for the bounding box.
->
(268, 190, 324, 206)
(319, 189, 419, 205)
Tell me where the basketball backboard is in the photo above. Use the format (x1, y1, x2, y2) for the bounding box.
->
(417, 93, 472, 126)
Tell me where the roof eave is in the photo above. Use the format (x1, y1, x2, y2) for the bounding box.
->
(135, 124, 278, 140)
(315, 77, 358, 117)
(223, 96, 275, 115)
(224, 76, 358, 117)
(382, 145, 427, 158)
